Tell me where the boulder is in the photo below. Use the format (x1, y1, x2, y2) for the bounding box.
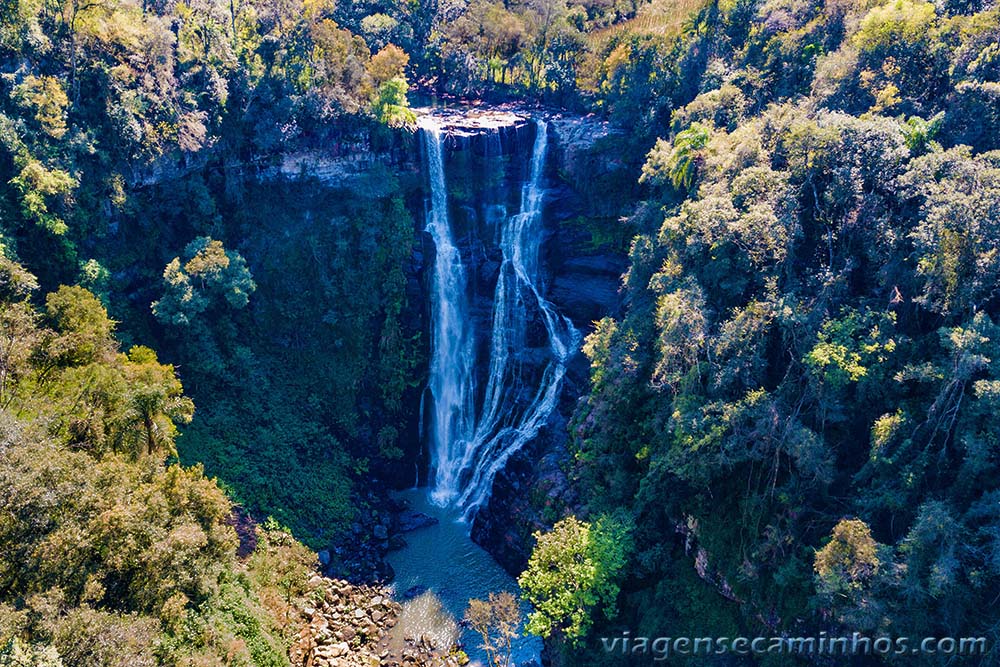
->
(397, 511, 439, 533)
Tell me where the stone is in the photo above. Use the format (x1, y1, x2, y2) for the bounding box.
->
(396, 511, 439, 533)
(373, 524, 388, 540)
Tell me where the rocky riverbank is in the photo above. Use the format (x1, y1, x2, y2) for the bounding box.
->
(321, 492, 441, 587)
(289, 575, 468, 667)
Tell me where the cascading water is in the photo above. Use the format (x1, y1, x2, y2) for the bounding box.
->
(422, 118, 580, 518)
(421, 123, 477, 506)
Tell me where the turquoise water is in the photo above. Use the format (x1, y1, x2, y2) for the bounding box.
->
(386, 488, 543, 666)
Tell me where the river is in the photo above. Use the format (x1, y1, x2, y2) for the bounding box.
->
(386, 489, 543, 666)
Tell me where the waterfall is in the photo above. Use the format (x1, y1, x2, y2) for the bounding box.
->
(423, 118, 579, 518)
(422, 123, 477, 506)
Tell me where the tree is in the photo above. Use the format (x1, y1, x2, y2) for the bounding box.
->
(517, 515, 629, 642)
(814, 519, 888, 631)
(12, 76, 69, 140)
(815, 518, 882, 593)
(464, 591, 521, 667)
(0, 638, 63, 667)
(902, 147, 1000, 317)
(152, 237, 256, 326)
(640, 122, 710, 190)
(43, 285, 116, 368)
(115, 346, 194, 458)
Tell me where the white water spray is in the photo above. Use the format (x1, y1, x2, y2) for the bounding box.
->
(421, 122, 477, 505)
(423, 119, 579, 518)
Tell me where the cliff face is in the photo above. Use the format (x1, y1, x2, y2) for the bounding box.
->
(255, 110, 632, 573)
(465, 116, 632, 574)
(402, 110, 630, 572)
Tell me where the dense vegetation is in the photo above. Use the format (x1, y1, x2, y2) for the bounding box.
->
(0, 0, 428, 553)
(563, 0, 1000, 663)
(3, 0, 1000, 664)
(0, 256, 321, 666)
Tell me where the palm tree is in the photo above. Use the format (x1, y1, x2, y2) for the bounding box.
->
(669, 122, 710, 190)
(116, 346, 194, 459)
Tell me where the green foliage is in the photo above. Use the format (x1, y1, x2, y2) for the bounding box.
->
(582, 317, 619, 389)
(12, 76, 68, 140)
(368, 44, 416, 128)
(641, 122, 711, 190)
(900, 112, 945, 155)
(132, 178, 421, 547)
(814, 519, 882, 593)
(567, 1, 1000, 655)
(0, 638, 62, 667)
(804, 309, 897, 389)
(152, 237, 256, 326)
(518, 515, 630, 643)
(3, 0, 1000, 661)
(373, 77, 417, 128)
(902, 146, 1000, 316)
(0, 256, 319, 667)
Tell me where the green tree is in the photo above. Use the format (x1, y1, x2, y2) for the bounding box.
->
(152, 237, 256, 326)
(640, 122, 711, 190)
(0, 638, 63, 667)
(517, 515, 629, 642)
(42, 285, 115, 367)
(115, 346, 194, 458)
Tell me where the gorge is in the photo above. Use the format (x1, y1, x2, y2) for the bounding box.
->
(7, 0, 1000, 663)
(384, 109, 623, 662)
(421, 113, 580, 518)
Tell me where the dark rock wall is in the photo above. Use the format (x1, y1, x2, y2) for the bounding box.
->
(281, 113, 632, 571)
(428, 115, 631, 573)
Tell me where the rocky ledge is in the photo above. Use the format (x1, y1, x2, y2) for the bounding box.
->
(414, 105, 531, 136)
(290, 575, 467, 667)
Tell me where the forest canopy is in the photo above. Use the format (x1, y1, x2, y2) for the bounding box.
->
(1, 0, 1000, 664)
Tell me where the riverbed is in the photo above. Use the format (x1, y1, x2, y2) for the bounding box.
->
(386, 488, 543, 666)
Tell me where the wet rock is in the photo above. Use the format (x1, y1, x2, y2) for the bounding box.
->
(471, 408, 580, 574)
(397, 511, 439, 533)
